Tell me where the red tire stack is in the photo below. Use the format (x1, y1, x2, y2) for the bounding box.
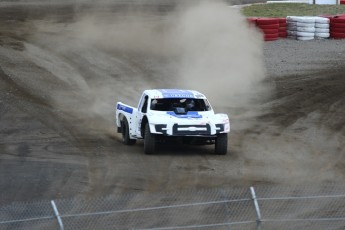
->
(278, 18, 287, 38)
(330, 17, 345, 39)
(256, 18, 279, 41)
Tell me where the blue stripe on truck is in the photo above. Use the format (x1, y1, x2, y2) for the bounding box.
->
(166, 111, 202, 118)
(117, 104, 133, 114)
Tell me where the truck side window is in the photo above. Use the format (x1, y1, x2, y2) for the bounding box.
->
(141, 95, 148, 113)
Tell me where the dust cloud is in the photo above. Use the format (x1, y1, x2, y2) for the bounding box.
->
(74, 0, 266, 104)
(25, 0, 267, 135)
(173, 1, 266, 108)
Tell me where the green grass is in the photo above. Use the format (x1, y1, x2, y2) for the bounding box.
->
(241, 3, 345, 17)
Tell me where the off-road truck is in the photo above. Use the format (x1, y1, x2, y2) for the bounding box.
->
(116, 89, 230, 154)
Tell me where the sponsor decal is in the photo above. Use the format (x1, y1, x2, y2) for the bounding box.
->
(159, 89, 195, 98)
(166, 111, 202, 118)
(117, 104, 133, 114)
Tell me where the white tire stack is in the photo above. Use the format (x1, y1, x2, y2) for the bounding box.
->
(287, 16, 315, 41)
(314, 17, 330, 39)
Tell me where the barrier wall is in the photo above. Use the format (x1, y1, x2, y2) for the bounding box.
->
(248, 14, 345, 41)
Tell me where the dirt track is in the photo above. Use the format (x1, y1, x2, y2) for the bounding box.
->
(0, 1, 344, 206)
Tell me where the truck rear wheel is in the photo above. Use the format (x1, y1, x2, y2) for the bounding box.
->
(121, 118, 136, 145)
(215, 133, 228, 155)
(144, 123, 155, 154)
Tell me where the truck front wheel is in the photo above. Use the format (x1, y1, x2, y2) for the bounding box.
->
(144, 123, 155, 154)
(215, 133, 228, 155)
(121, 118, 136, 145)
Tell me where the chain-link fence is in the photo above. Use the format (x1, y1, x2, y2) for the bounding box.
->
(1, 184, 345, 229)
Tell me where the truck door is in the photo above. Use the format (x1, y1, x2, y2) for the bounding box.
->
(135, 94, 149, 138)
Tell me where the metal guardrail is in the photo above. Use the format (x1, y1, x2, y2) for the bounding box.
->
(1, 185, 345, 229)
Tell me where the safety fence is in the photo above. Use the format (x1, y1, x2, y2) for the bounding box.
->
(1, 184, 345, 229)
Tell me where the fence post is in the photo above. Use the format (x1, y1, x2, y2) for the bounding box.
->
(250, 186, 262, 230)
(51, 200, 64, 230)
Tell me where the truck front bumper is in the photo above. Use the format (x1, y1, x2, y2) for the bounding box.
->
(153, 123, 226, 136)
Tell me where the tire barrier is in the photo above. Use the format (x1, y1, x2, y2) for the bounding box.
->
(256, 18, 279, 25)
(331, 27, 345, 33)
(287, 16, 315, 40)
(296, 36, 314, 41)
(260, 24, 279, 29)
(296, 22, 315, 28)
(265, 33, 280, 41)
(287, 30, 298, 37)
(330, 17, 345, 39)
(315, 17, 329, 24)
(315, 32, 330, 38)
(256, 18, 279, 41)
(278, 17, 287, 38)
(331, 32, 345, 39)
(246, 15, 345, 41)
(315, 23, 330, 29)
(287, 16, 315, 23)
(296, 31, 314, 37)
(315, 28, 330, 33)
(296, 27, 316, 32)
(314, 16, 330, 39)
(286, 16, 331, 40)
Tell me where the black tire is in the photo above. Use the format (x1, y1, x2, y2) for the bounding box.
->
(215, 133, 228, 155)
(144, 123, 155, 154)
(121, 118, 136, 145)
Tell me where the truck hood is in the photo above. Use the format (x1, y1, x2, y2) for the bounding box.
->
(147, 111, 219, 124)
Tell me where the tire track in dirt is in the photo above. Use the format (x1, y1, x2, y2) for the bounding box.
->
(0, 65, 90, 203)
(261, 68, 345, 135)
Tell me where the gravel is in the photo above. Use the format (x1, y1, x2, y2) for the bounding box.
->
(263, 38, 345, 78)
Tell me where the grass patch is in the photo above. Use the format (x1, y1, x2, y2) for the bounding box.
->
(241, 3, 345, 17)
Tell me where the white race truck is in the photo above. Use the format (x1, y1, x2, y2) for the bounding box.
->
(115, 89, 230, 155)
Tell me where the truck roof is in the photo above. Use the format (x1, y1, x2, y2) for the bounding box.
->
(143, 89, 207, 99)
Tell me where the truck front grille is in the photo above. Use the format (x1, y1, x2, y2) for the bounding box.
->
(172, 124, 211, 136)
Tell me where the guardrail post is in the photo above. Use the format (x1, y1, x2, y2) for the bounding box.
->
(51, 200, 64, 230)
(250, 186, 262, 230)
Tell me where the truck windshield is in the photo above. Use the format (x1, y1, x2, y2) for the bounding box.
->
(150, 98, 211, 112)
